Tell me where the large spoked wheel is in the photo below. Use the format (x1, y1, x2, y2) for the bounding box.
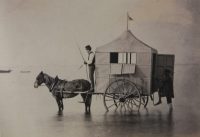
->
(103, 79, 141, 112)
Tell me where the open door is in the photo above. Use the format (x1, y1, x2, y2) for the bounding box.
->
(151, 54, 175, 93)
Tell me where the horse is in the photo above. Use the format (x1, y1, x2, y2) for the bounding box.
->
(34, 71, 92, 113)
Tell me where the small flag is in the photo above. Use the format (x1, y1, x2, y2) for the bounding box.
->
(128, 13, 133, 21)
(126, 12, 133, 30)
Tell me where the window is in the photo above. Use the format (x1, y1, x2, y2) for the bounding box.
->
(118, 53, 126, 63)
(110, 52, 136, 64)
(110, 52, 118, 63)
(130, 53, 136, 64)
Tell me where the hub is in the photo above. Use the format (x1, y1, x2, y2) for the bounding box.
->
(119, 97, 126, 102)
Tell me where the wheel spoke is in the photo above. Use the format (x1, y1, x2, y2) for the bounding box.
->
(133, 96, 141, 102)
(105, 96, 120, 102)
(116, 79, 120, 87)
(107, 103, 116, 109)
(125, 100, 131, 110)
(109, 85, 115, 91)
(107, 100, 120, 109)
(120, 102, 123, 110)
(141, 102, 145, 105)
(126, 84, 132, 94)
(128, 100, 133, 109)
(122, 79, 126, 93)
(131, 100, 137, 108)
(105, 94, 115, 98)
(132, 98, 141, 103)
(129, 100, 134, 108)
(132, 100, 140, 108)
(115, 102, 120, 109)
(124, 103, 127, 111)
(141, 97, 146, 105)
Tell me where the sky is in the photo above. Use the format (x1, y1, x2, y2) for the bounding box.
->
(0, 0, 199, 68)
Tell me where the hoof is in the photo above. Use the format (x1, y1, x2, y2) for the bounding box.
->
(57, 110, 63, 115)
(58, 111, 62, 113)
(85, 111, 90, 115)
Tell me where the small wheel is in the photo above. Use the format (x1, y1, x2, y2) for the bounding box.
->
(103, 79, 141, 112)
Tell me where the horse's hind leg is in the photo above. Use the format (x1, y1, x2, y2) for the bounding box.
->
(85, 94, 92, 113)
(81, 93, 86, 103)
(81, 93, 88, 113)
(88, 94, 92, 113)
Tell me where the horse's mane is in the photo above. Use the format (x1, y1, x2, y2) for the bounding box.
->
(43, 73, 67, 83)
(43, 73, 53, 79)
(42, 73, 55, 86)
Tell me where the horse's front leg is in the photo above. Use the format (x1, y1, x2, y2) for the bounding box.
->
(60, 98, 64, 110)
(56, 97, 60, 111)
(56, 97, 62, 112)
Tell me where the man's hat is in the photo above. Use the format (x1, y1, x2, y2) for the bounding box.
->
(85, 45, 91, 50)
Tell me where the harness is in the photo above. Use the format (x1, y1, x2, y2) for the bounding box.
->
(50, 77, 59, 92)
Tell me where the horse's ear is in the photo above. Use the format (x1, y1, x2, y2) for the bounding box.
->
(40, 71, 44, 76)
(55, 75, 59, 81)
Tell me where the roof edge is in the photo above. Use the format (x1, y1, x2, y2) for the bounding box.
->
(127, 30, 157, 52)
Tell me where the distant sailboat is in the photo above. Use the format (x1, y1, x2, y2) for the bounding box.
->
(20, 70, 31, 73)
(0, 69, 12, 73)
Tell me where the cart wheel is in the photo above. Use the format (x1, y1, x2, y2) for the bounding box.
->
(103, 79, 141, 112)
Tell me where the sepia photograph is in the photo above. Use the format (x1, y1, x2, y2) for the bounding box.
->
(0, 0, 200, 137)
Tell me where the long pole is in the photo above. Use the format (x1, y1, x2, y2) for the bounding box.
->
(74, 40, 89, 80)
(75, 40, 85, 61)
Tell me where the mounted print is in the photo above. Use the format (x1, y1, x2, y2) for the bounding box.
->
(0, 0, 199, 137)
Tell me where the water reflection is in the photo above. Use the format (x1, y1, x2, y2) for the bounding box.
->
(84, 113, 92, 122)
(57, 110, 63, 116)
(55, 112, 64, 121)
(50, 104, 174, 137)
(101, 109, 174, 137)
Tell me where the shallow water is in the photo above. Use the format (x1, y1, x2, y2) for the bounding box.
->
(0, 65, 200, 137)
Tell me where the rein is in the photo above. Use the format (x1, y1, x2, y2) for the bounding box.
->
(45, 75, 67, 93)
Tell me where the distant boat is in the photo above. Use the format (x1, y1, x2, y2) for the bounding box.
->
(0, 69, 12, 73)
(20, 70, 31, 73)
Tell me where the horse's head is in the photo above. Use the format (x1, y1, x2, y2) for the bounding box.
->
(34, 71, 45, 88)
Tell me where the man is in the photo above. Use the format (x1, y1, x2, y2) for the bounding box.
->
(155, 69, 174, 110)
(84, 45, 95, 91)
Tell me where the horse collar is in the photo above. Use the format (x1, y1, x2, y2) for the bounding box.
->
(50, 79, 58, 92)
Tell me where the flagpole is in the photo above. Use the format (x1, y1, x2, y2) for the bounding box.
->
(127, 12, 133, 31)
(127, 12, 128, 31)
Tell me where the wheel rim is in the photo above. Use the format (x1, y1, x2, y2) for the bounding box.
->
(103, 79, 141, 112)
